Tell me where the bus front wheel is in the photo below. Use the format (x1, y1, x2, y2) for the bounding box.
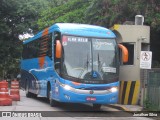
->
(50, 99, 59, 107)
(47, 84, 58, 107)
(93, 104, 101, 111)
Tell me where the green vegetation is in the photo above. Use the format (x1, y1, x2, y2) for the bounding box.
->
(0, 0, 160, 78)
(0, 0, 51, 79)
(144, 99, 160, 111)
(37, 0, 90, 29)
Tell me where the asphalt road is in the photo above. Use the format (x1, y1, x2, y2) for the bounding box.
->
(0, 90, 155, 120)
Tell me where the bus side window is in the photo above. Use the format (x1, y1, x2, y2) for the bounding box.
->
(54, 32, 61, 74)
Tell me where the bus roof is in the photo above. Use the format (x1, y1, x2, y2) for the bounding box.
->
(23, 23, 116, 44)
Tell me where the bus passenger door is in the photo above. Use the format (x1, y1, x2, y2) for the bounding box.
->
(54, 32, 62, 74)
(52, 32, 62, 99)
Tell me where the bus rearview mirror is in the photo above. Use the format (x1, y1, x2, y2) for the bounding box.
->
(56, 40, 62, 58)
(118, 44, 128, 63)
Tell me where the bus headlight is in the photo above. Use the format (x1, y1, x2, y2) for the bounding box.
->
(59, 82, 73, 91)
(110, 87, 118, 92)
(63, 85, 72, 91)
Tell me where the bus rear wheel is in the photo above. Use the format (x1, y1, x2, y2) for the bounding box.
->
(93, 104, 101, 111)
(26, 82, 32, 98)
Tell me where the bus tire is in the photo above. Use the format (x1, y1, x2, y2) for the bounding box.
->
(93, 104, 101, 111)
(50, 99, 58, 107)
(26, 81, 32, 98)
(47, 83, 58, 107)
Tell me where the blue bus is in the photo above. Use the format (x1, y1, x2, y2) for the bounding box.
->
(21, 23, 128, 110)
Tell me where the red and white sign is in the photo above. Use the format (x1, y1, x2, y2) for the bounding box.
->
(140, 51, 152, 69)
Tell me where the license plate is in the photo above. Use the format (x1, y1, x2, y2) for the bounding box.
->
(86, 97, 96, 101)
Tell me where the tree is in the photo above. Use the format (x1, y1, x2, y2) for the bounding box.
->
(37, 0, 91, 29)
(0, 0, 50, 79)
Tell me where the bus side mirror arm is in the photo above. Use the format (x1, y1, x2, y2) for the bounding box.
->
(118, 44, 128, 63)
(56, 40, 62, 58)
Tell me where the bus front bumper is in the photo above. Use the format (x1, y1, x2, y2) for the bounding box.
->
(57, 86, 119, 104)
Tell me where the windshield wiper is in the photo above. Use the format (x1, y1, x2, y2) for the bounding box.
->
(98, 53, 100, 72)
(87, 53, 89, 70)
(97, 53, 104, 72)
(78, 53, 89, 78)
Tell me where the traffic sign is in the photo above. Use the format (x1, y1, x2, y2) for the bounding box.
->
(140, 51, 152, 69)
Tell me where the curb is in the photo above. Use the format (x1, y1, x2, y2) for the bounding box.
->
(106, 104, 131, 112)
(107, 104, 144, 113)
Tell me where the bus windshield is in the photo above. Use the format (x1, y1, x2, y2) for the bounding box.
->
(62, 35, 118, 84)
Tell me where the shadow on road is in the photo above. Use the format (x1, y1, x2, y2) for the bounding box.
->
(26, 94, 132, 117)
